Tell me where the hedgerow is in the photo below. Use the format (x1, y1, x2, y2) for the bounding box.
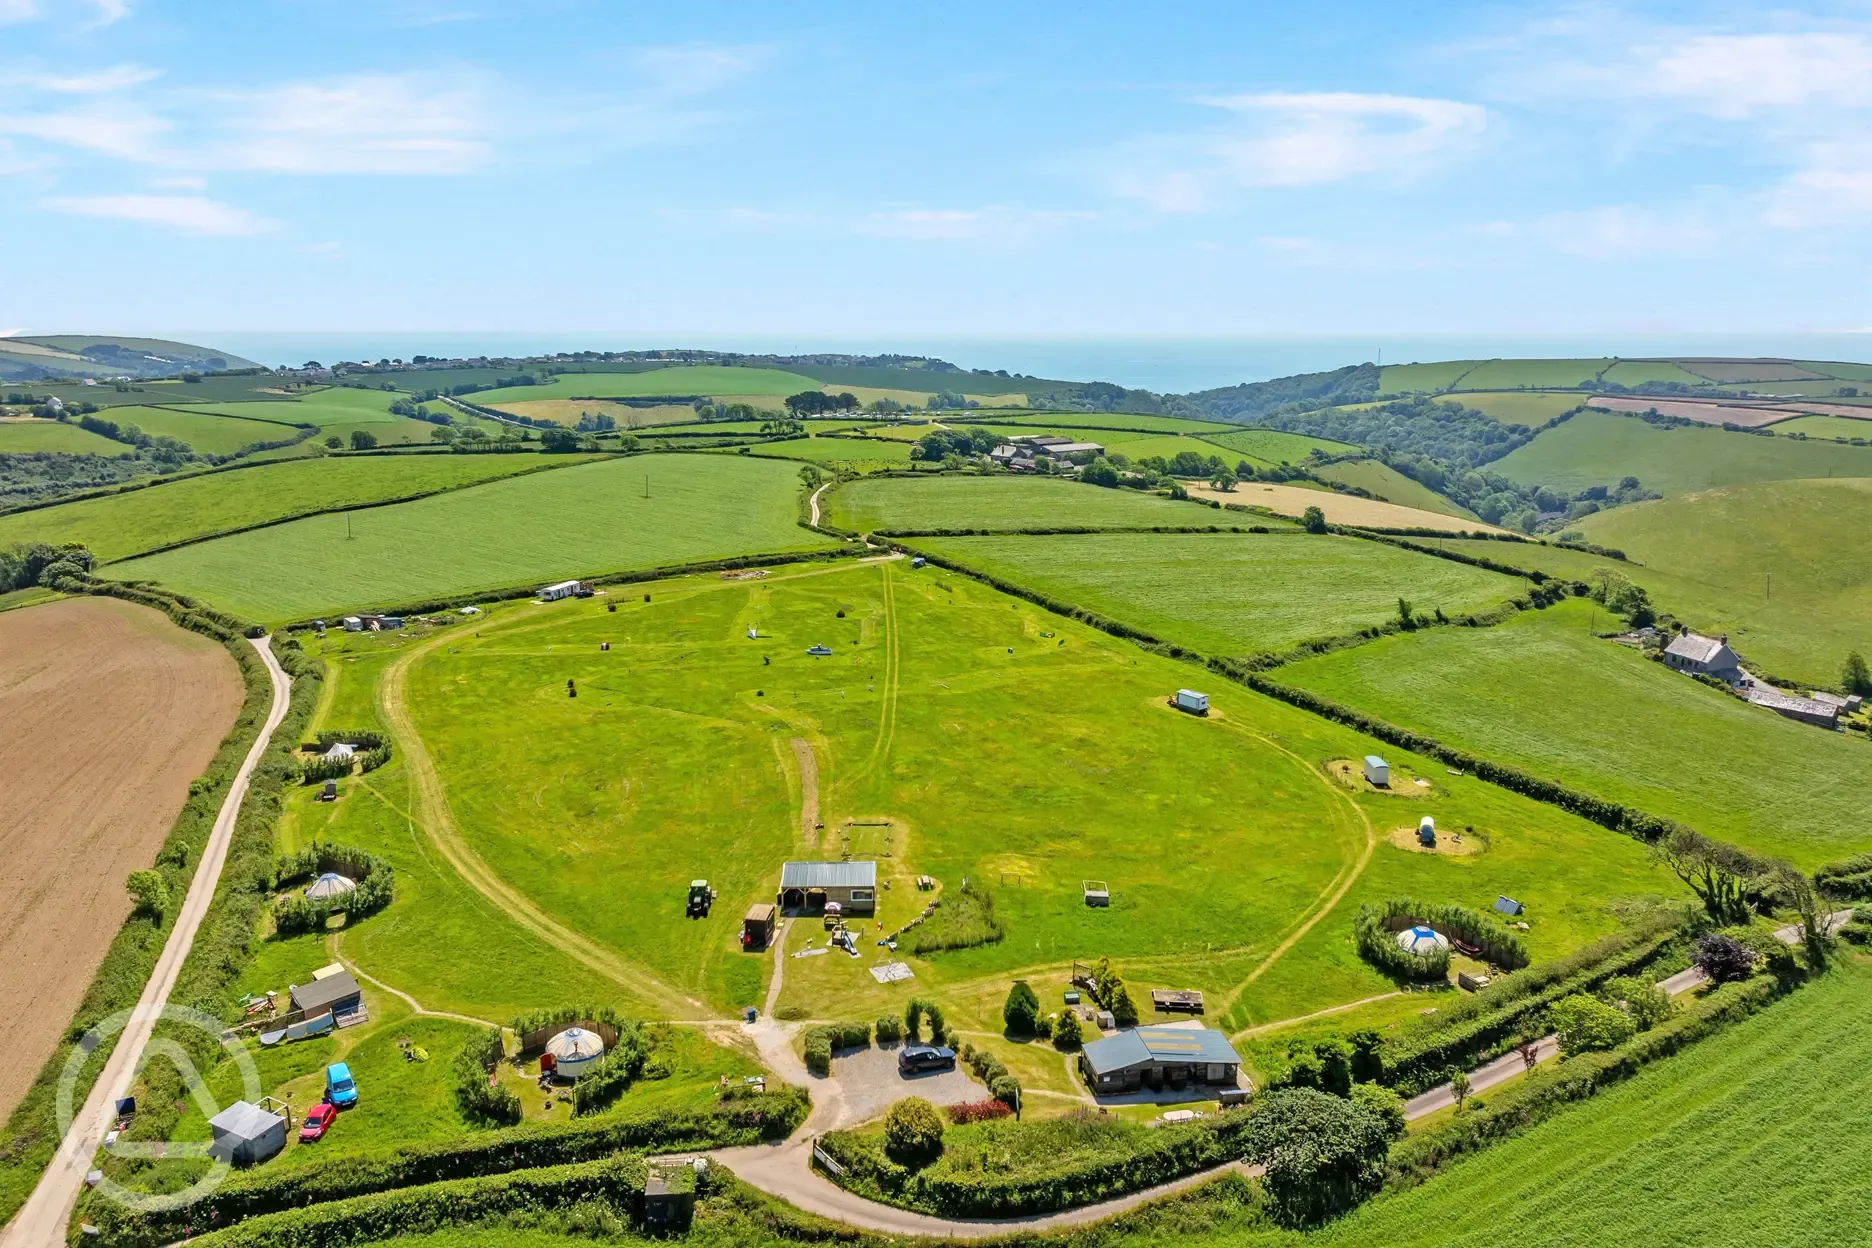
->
(452, 1027, 520, 1127)
(803, 1020, 872, 1076)
(270, 841, 395, 934)
(1353, 897, 1528, 984)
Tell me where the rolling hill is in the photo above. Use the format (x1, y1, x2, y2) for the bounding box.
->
(0, 335, 258, 381)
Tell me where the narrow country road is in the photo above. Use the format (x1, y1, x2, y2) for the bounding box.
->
(1, 637, 292, 1248)
(713, 911, 1853, 1239)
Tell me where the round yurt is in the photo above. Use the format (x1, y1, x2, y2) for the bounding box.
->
(545, 1026, 607, 1077)
(304, 872, 357, 903)
(1395, 925, 1450, 958)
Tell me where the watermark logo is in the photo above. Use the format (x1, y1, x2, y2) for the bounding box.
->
(58, 1005, 262, 1213)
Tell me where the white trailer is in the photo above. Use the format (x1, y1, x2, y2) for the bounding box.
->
(1174, 689, 1210, 715)
(540, 580, 582, 602)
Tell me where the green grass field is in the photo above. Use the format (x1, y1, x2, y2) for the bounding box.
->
(1308, 461, 1475, 518)
(0, 453, 599, 561)
(1494, 410, 1872, 496)
(1598, 359, 1712, 387)
(84, 405, 299, 454)
(824, 475, 1230, 532)
(0, 420, 124, 453)
(104, 454, 832, 623)
(1576, 479, 1872, 684)
(1445, 391, 1584, 427)
(173, 387, 408, 427)
(917, 531, 1521, 656)
(1229, 961, 1872, 1248)
(752, 437, 915, 464)
(1281, 597, 1871, 866)
(974, 411, 1241, 435)
(1378, 361, 1483, 393)
(1770, 415, 1872, 440)
(1453, 359, 1609, 390)
(1197, 427, 1357, 463)
(385, 557, 1672, 1029)
(472, 366, 821, 407)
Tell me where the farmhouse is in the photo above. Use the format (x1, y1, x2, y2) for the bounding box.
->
(777, 860, 876, 915)
(1078, 1025, 1242, 1093)
(1662, 632, 1741, 682)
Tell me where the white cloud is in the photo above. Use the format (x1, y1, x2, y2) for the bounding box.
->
(0, 100, 169, 159)
(1199, 92, 1488, 186)
(862, 205, 1093, 240)
(0, 0, 40, 23)
(149, 173, 204, 190)
(1101, 90, 1486, 212)
(85, 0, 128, 26)
(25, 64, 160, 94)
(43, 193, 275, 234)
(196, 72, 488, 174)
(1524, 204, 1721, 258)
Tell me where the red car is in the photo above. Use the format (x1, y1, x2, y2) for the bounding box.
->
(299, 1102, 337, 1143)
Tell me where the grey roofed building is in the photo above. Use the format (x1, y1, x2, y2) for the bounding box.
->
(1662, 632, 1741, 680)
(777, 860, 878, 914)
(1036, 441, 1105, 457)
(208, 1101, 286, 1166)
(1078, 1025, 1241, 1093)
(1746, 686, 1841, 729)
(289, 969, 362, 1017)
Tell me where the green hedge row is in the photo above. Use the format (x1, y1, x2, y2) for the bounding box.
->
(181, 1154, 663, 1248)
(803, 1021, 872, 1076)
(93, 1088, 807, 1246)
(875, 524, 1276, 538)
(1386, 975, 1781, 1189)
(817, 1113, 1254, 1218)
(452, 1027, 520, 1127)
(270, 840, 396, 934)
(1378, 922, 1680, 1096)
(1353, 897, 1529, 984)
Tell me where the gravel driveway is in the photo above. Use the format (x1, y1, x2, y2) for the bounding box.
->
(832, 1043, 986, 1126)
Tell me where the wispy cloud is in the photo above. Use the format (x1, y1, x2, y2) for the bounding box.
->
(1101, 90, 1486, 212)
(0, 0, 40, 24)
(861, 205, 1093, 241)
(194, 72, 489, 174)
(42, 193, 275, 234)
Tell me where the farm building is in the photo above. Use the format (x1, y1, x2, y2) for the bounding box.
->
(743, 903, 777, 949)
(1662, 633, 1741, 681)
(1362, 755, 1389, 786)
(289, 969, 363, 1025)
(1174, 689, 1209, 715)
(1039, 441, 1105, 459)
(777, 861, 876, 915)
(1746, 686, 1841, 729)
(539, 580, 583, 602)
(208, 1101, 286, 1166)
(340, 614, 403, 632)
(1078, 1026, 1242, 1093)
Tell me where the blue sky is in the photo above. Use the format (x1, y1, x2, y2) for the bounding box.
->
(3, 1, 1871, 341)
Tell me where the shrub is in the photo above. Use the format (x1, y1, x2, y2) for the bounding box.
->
(1549, 993, 1638, 1056)
(1693, 931, 1757, 984)
(904, 998, 946, 1044)
(1109, 982, 1140, 1028)
(1003, 980, 1040, 1035)
(884, 1097, 946, 1165)
(1242, 1088, 1391, 1226)
(349, 429, 377, 450)
(125, 869, 167, 919)
(945, 1099, 1012, 1125)
(906, 877, 1006, 953)
(875, 1015, 904, 1044)
(1301, 505, 1327, 533)
(570, 1025, 652, 1117)
(1349, 1082, 1406, 1139)
(452, 1028, 520, 1127)
(804, 1020, 870, 1075)
(1601, 975, 1675, 1030)
(1053, 1009, 1083, 1051)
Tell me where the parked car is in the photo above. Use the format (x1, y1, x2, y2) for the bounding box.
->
(898, 1045, 956, 1074)
(325, 1062, 358, 1109)
(299, 1101, 337, 1142)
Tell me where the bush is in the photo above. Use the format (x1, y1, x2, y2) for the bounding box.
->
(1242, 1088, 1391, 1227)
(349, 429, 377, 450)
(452, 1028, 520, 1127)
(1109, 982, 1139, 1028)
(1601, 975, 1675, 1030)
(1003, 980, 1040, 1035)
(804, 1020, 870, 1075)
(946, 1099, 1012, 1125)
(884, 1097, 946, 1165)
(1548, 993, 1637, 1056)
(125, 869, 168, 918)
(875, 1015, 904, 1043)
(1349, 1082, 1406, 1139)
(1693, 931, 1757, 984)
(569, 1025, 652, 1117)
(905, 998, 946, 1044)
(1053, 1009, 1083, 1051)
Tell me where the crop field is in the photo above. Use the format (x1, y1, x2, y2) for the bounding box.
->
(1453, 358, 1610, 390)
(916, 532, 1524, 657)
(0, 598, 242, 1124)
(1230, 962, 1872, 1248)
(1587, 395, 1792, 428)
(478, 399, 698, 427)
(1197, 427, 1358, 461)
(752, 437, 915, 464)
(0, 453, 599, 561)
(1378, 360, 1483, 393)
(373, 557, 1671, 1029)
(824, 474, 1227, 532)
(1577, 479, 1872, 683)
(0, 419, 123, 453)
(24, 376, 306, 409)
(1598, 359, 1711, 387)
(1180, 480, 1501, 533)
(1308, 460, 1475, 518)
(104, 453, 833, 623)
(1493, 410, 1872, 495)
(83, 405, 298, 454)
(1772, 415, 1872, 439)
(1446, 391, 1583, 427)
(470, 365, 821, 407)
(979, 411, 1243, 435)
(1281, 597, 1871, 866)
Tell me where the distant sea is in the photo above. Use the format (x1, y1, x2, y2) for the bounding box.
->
(193, 333, 1872, 396)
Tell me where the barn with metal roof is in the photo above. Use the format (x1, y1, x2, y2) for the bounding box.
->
(777, 860, 877, 914)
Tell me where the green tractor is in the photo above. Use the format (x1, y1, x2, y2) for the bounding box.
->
(686, 880, 716, 919)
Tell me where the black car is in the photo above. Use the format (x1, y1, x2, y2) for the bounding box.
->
(898, 1045, 956, 1074)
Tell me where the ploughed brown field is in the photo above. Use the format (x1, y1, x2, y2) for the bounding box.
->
(1588, 395, 1798, 427)
(0, 598, 243, 1122)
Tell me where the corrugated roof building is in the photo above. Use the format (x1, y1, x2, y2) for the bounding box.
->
(1079, 1025, 1242, 1094)
(777, 861, 877, 915)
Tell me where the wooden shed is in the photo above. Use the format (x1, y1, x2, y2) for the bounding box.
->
(743, 903, 777, 949)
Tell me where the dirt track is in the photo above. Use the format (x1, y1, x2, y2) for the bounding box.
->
(0, 597, 242, 1123)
